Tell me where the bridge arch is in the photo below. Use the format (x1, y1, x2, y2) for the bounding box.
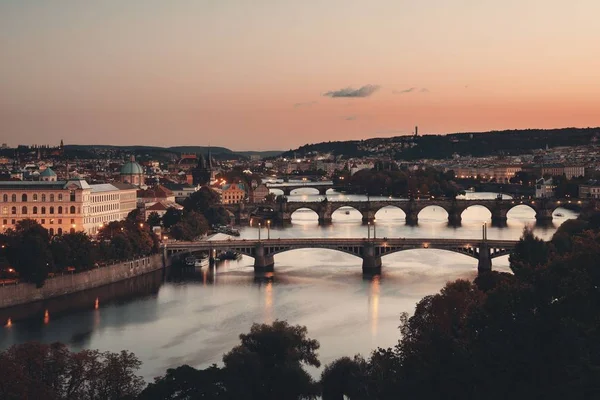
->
(290, 207, 321, 223)
(330, 204, 363, 221)
(460, 204, 492, 221)
(289, 187, 321, 195)
(506, 203, 537, 219)
(268, 246, 362, 259)
(416, 205, 449, 219)
(374, 205, 407, 221)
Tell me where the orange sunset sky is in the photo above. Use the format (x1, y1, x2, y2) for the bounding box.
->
(1, 0, 599, 150)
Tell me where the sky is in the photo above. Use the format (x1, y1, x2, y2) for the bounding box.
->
(1, 0, 599, 150)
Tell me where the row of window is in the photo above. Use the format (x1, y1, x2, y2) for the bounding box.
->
(91, 203, 119, 213)
(2, 205, 78, 215)
(92, 194, 120, 203)
(1, 192, 76, 203)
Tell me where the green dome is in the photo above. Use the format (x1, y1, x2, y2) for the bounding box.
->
(40, 168, 56, 177)
(120, 160, 143, 175)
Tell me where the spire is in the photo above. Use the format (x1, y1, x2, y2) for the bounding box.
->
(207, 146, 212, 169)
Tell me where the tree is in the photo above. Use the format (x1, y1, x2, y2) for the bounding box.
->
(138, 365, 226, 399)
(183, 187, 220, 213)
(0, 342, 144, 400)
(170, 212, 209, 241)
(51, 232, 96, 271)
(265, 192, 277, 203)
(127, 208, 144, 223)
(5, 219, 52, 286)
(147, 212, 162, 227)
(163, 208, 183, 229)
(321, 356, 369, 400)
(222, 320, 321, 400)
(509, 228, 551, 280)
(204, 206, 231, 226)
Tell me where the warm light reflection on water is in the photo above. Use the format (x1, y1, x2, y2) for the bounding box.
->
(0, 191, 578, 381)
(369, 275, 380, 337)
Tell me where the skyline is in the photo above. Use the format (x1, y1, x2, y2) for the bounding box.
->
(2, 1, 600, 150)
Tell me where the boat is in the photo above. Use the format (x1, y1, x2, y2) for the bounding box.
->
(345, 210, 350, 215)
(217, 250, 242, 261)
(195, 256, 209, 268)
(185, 255, 209, 268)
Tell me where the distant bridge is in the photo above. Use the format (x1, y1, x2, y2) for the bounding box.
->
(225, 198, 591, 225)
(266, 182, 338, 196)
(165, 237, 518, 275)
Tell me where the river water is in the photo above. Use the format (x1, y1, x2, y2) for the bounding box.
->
(0, 191, 577, 381)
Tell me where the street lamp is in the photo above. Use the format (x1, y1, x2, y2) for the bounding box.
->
(267, 220, 271, 240)
(258, 222, 262, 242)
(373, 219, 377, 240)
(367, 221, 371, 240)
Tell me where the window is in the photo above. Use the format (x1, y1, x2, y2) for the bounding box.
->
(50, 206, 54, 214)
(33, 194, 38, 201)
(21, 194, 27, 202)
(49, 228, 54, 236)
(11, 194, 16, 202)
(21, 206, 27, 214)
(70, 228, 75, 234)
(33, 206, 38, 214)
(41, 219, 45, 224)
(42, 194, 46, 202)
(11, 219, 15, 225)
(57, 228, 63, 235)
(70, 206, 76, 214)
(70, 191, 76, 202)
(41, 206, 46, 214)
(2, 219, 6, 225)
(11, 207, 16, 215)
(58, 206, 62, 214)
(58, 194, 63, 201)
(50, 194, 55, 202)
(50, 219, 54, 224)
(2, 194, 6, 202)
(71, 219, 75, 224)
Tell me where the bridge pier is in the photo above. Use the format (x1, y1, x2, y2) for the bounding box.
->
(405, 211, 419, 226)
(447, 211, 462, 225)
(254, 244, 274, 273)
(491, 208, 508, 227)
(477, 243, 492, 273)
(361, 210, 376, 223)
(319, 211, 333, 225)
(535, 208, 553, 222)
(318, 187, 329, 195)
(362, 243, 382, 275)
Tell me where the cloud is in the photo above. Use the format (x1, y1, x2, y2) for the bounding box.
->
(393, 87, 416, 94)
(294, 101, 318, 108)
(393, 87, 430, 94)
(323, 85, 380, 98)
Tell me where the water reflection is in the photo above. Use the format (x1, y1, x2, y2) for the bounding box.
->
(0, 191, 578, 381)
(369, 275, 380, 337)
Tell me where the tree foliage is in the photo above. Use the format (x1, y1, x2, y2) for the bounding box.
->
(0, 342, 144, 400)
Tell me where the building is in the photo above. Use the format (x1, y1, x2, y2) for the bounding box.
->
(161, 182, 199, 204)
(120, 156, 145, 187)
(535, 178, 555, 198)
(579, 181, 600, 199)
(191, 150, 215, 186)
(221, 183, 246, 204)
(542, 164, 585, 180)
(250, 184, 270, 203)
(39, 167, 57, 182)
(144, 200, 183, 220)
(0, 178, 137, 236)
(136, 185, 176, 206)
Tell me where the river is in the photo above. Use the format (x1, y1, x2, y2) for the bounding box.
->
(0, 191, 577, 381)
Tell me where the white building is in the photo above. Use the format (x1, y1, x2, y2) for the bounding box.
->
(535, 178, 555, 198)
(0, 178, 137, 236)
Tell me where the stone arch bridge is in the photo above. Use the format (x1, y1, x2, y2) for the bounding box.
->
(225, 198, 589, 225)
(265, 182, 339, 196)
(165, 237, 518, 275)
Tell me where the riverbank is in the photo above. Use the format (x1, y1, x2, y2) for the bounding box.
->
(0, 253, 164, 309)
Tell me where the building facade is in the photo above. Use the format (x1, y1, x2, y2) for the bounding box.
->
(221, 183, 246, 204)
(579, 181, 600, 199)
(0, 179, 137, 236)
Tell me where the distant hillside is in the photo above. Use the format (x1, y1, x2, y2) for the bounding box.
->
(62, 145, 282, 160)
(281, 127, 600, 160)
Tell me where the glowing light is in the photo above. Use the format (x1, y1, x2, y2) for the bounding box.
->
(370, 275, 380, 337)
(7, 268, 14, 273)
(94, 298, 99, 310)
(44, 309, 50, 324)
(5, 318, 12, 328)
(423, 243, 429, 248)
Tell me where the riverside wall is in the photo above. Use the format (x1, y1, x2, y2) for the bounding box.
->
(0, 254, 164, 309)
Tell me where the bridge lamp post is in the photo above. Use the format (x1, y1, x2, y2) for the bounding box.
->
(367, 222, 371, 240)
(267, 220, 271, 240)
(258, 222, 262, 242)
(373, 219, 377, 240)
